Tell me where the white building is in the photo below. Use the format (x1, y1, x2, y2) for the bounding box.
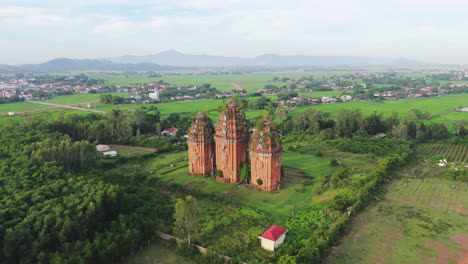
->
(149, 90, 160, 100)
(103, 151, 118, 158)
(341, 95, 353, 102)
(258, 225, 288, 251)
(321, 96, 337, 104)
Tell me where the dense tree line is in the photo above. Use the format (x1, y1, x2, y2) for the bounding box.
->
(25, 107, 190, 152)
(276, 107, 460, 143)
(0, 122, 172, 263)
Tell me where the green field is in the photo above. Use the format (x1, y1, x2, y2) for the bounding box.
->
(326, 161, 468, 264)
(0, 102, 47, 114)
(293, 93, 468, 123)
(108, 145, 156, 158)
(417, 143, 468, 163)
(89, 72, 304, 92)
(143, 151, 340, 219)
(125, 240, 194, 264)
(46, 93, 130, 105)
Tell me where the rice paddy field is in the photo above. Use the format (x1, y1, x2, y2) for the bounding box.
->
(292, 93, 468, 126)
(87, 71, 360, 92)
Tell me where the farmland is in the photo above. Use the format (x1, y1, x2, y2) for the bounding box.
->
(1, 90, 467, 128)
(417, 143, 468, 163)
(292, 93, 468, 126)
(326, 159, 468, 264)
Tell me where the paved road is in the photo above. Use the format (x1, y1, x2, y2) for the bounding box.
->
(27, 100, 105, 113)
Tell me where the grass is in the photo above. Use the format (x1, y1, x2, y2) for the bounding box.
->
(108, 145, 156, 158)
(89, 72, 308, 92)
(125, 239, 194, 264)
(141, 150, 346, 220)
(0, 102, 47, 114)
(292, 93, 468, 122)
(325, 159, 468, 264)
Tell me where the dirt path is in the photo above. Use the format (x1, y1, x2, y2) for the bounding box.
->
(27, 100, 105, 113)
(232, 83, 245, 91)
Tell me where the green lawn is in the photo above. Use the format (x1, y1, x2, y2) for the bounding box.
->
(108, 145, 156, 158)
(142, 151, 342, 220)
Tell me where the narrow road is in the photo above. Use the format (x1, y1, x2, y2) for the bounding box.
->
(27, 100, 105, 113)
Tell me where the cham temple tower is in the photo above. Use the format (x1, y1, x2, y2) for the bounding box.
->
(187, 112, 215, 176)
(214, 100, 249, 183)
(187, 99, 283, 191)
(250, 119, 282, 191)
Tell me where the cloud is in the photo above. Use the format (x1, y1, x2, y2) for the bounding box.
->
(0, 0, 467, 63)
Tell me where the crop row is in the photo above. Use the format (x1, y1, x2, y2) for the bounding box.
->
(418, 143, 468, 162)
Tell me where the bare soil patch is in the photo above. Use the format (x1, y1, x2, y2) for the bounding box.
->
(423, 234, 468, 264)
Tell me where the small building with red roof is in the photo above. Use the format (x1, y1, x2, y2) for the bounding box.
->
(258, 225, 288, 251)
(161, 127, 178, 137)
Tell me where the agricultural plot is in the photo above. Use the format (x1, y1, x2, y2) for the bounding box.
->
(292, 93, 468, 122)
(326, 160, 468, 264)
(0, 101, 47, 114)
(417, 143, 468, 163)
(46, 92, 131, 105)
(386, 177, 468, 214)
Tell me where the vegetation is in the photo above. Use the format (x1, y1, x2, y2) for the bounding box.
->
(326, 160, 468, 264)
(0, 122, 173, 263)
(1, 76, 468, 263)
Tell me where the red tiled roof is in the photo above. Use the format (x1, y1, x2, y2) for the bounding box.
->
(166, 127, 178, 133)
(259, 225, 287, 241)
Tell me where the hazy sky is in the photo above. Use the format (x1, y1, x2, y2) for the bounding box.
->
(1, 0, 467, 64)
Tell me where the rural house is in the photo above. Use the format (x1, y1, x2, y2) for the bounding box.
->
(162, 127, 178, 137)
(258, 225, 288, 251)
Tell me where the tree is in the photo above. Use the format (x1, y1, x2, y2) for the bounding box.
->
(173, 196, 201, 246)
(333, 189, 357, 211)
(278, 255, 297, 264)
(337, 109, 362, 137)
(239, 162, 250, 183)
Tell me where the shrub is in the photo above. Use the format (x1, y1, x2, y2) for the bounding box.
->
(333, 189, 357, 211)
(330, 159, 340, 167)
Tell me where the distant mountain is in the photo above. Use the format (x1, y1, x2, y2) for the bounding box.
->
(0, 64, 19, 73)
(17, 58, 184, 72)
(0, 58, 187, 73)
(108, 50, 422, 67)
(0, 52, 423, 73)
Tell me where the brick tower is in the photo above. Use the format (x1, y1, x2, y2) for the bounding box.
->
(188, 112, 215, 176)
(214, 100, 249, 183)
(250, 119, 282, 191)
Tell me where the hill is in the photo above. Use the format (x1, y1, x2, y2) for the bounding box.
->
(108, 50, 421, 67)
(17, 58, 185, 72)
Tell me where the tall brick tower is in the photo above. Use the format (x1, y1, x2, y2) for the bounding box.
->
(188, 112, 215, 176)
(250, 119, 282, 191)
(214, 100, 249, 183)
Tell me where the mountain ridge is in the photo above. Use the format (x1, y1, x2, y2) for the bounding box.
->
(108, 50, 422, 67)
